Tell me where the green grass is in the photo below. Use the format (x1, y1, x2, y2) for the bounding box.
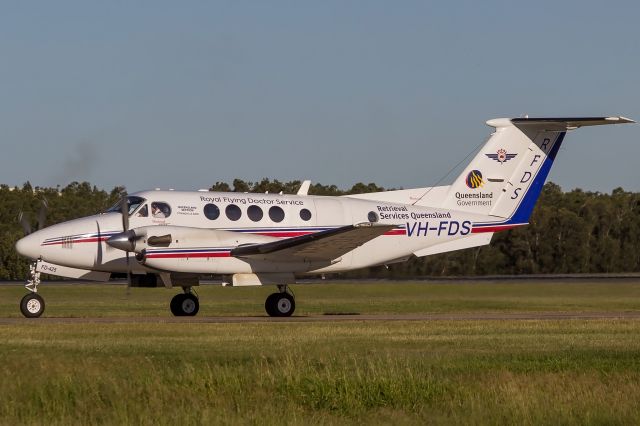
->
(1, 280, 640, 425)
(2, 279, 640, 317)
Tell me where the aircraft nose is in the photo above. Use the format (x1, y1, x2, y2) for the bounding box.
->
(15, 233, 42, 260)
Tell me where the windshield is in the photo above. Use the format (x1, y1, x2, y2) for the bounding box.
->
(105, 196, 146, 215)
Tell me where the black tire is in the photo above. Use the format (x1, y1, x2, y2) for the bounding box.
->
(265, 292, 295, 317)
(264, 293, 279, 317)
(20, 293, 45, 318)
(170, 294, 186, 316)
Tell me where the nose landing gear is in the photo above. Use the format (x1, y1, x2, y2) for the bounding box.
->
(265, 285, 295, 317)
(170, 287, 200, 316)
(20, 261, 45, 318)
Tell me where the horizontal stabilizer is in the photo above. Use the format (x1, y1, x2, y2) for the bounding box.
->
(507, 116, 634, 130)
(413, 232, 493, 257)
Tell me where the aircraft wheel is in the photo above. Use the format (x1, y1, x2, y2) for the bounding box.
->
(20, 293, 45, 318)
(181, 293, 199, 316)
(170, 293, 200, 316)
(265, 292, 295, 317)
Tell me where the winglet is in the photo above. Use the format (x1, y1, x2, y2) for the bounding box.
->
(606, 116, 635, 123)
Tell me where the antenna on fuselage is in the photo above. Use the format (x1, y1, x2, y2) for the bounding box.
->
(297, 180, 311, 196)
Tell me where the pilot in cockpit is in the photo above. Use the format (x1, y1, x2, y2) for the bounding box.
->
(152, 203, 167, 218)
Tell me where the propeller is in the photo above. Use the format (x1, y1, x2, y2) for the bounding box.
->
(105, 197, 148, 293)
(18, 211, 32, 235)
(37, 198, 48, 230)
(120, 197, 132, 294)
(106, 197, 167, 291)
(18, 199, 49, 236)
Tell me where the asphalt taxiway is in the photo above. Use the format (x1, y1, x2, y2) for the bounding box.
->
(1, 311, 640, 324)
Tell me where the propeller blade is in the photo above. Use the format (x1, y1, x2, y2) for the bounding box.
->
(37, 199, 48, 230)
(126, 251, 131, 295)
(18, 211, 32, 235)
(119, 196, 132, 295)
(96, 221, 103, 265)
(120, 196, 129, 231)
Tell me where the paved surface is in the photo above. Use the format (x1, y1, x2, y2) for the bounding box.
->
(1, 311, 640, 324)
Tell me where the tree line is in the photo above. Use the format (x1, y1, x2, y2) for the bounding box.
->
(1, 179, 639, 280)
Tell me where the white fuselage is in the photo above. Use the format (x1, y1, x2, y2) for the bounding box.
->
(15, 189, 492, 277)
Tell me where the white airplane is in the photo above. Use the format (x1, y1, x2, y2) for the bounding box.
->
(15, 116, 633, 318)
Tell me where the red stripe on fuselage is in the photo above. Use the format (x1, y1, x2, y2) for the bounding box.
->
(145, 252, 231, 259)
(42, 237, 109, 246)
(471, 224, 524, 233)
(252, 231, 315, 237)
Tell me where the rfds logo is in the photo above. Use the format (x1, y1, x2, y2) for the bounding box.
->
(486, 149, 517, 164)
(465, 170, 484, 189)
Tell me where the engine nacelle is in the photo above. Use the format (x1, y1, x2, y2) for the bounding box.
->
(109, 226, 330, 275)
(109, 226, 277, 254)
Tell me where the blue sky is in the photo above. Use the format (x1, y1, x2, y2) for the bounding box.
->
(1, 1, 638, 193)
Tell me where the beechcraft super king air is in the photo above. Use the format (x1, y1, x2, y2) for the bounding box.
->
(14, 116, 634, 318)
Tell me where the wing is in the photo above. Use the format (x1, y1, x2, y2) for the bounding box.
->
(230, 223, 396, 262)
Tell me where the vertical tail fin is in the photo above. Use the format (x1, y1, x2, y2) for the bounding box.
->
(442, 117, 633, 230)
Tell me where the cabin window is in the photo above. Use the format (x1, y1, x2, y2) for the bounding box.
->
(269, 206, 285, 223)
(204, 204, 220, 220)
(151, 202, 172, 218)
(368, 211, 379, 223)
(226, 204, 242, 221)
(299, 208, 312, 221)
(247, 205, 263, 222)
(136, 204, 149, 217)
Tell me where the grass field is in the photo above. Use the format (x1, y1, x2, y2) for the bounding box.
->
(2, 279, 640, 317)
(1, 280, 640, 425)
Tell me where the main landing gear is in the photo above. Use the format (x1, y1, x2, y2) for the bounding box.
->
(168, 285, 295, 317)
(170, 287, 199, 316)
(20, 261, 45, 318)
(265, 285, 295, 317)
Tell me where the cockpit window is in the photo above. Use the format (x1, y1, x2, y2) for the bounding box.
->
(151, 202, 172, 218)
(106, 196, 146, 215)
(137, 204, 149, 217)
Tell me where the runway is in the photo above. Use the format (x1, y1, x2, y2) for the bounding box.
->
(1, 311, 640, 324)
